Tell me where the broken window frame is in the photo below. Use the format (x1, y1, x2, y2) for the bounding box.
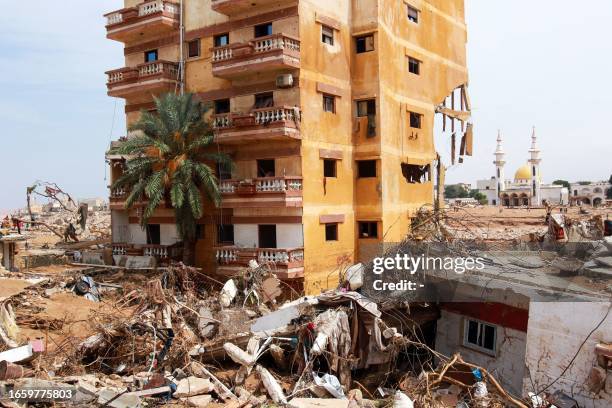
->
(322, 25, 334, 45)
(323, 159, 337, 178)
(323, 94, 336, 113)
(187, 38, 200, 58)
(407, 4, 419, 24)
(358, 221, 378, 239)
(463, 318, 497, 356)
(146, 224, 161, 245)
(401, 163, 430, 184)
(355, 34, 375, 53)
(325, 223, 339, 241)
(408, 56, 421, 75)
(357, 160, 377, 178)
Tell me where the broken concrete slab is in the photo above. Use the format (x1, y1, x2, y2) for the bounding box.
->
(0, 344, 33, 363)
(182, 394, 213, 407)
(594, 256, 612, 268)
(288, 398, 349, 408)
(173, 377, 214, 398)
(98, 388, 142, 408)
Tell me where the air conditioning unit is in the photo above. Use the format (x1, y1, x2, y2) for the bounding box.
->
(276, 74, 294, 88)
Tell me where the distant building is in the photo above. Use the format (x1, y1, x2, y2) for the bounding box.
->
(569, 181, 611, 206)
(477, 130, 568, 207)
(79, 198, 108, 212)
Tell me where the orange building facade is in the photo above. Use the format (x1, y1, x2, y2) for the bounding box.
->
(105, 0, 469, 294)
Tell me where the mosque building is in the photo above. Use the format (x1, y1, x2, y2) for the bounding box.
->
(476, 129, 568, 207)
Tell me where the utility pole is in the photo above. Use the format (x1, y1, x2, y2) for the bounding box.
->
(179, 0, 185, 95)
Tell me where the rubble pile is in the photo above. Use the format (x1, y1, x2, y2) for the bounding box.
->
(0, 259, 533, 408)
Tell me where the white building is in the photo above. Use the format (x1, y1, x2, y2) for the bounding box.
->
(477, 129, 568, 207)
(569, 181, 611, 207)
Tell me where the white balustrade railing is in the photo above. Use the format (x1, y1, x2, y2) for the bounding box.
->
(112, 244, 129, 256)
(221, 177, 302, 194)
(212, 47, 233, 62)
(111, 188, 127, 198)
(254, 34, 300, 53)
(216, 248, 238, 263)
(143, 245, 169, 259)
(139, 61, 178, 77)
(107, 71, 124, 83)
(256, 178, 287, 192)
(219, 181, 236, 194)
(254, 107, 296, 124)
(215, 247, 304, 265)
(214, 114, 232, 129)
(139, 0, 178, 16)
(107, 12, 123, 25)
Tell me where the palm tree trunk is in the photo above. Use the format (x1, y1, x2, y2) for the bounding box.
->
(182, 237, 196, 265)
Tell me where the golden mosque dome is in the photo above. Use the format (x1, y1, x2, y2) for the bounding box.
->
(514, 164, 541, 181)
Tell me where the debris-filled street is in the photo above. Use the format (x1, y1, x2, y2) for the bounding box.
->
(1, 203, 610, 407)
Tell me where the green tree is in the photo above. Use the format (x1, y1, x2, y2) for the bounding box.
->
(577, 181, 591, 185)
(469, 189, 488, 205)
(607, 187, 612, 200)
(445, 184, 469, 199)
(112, 93, 231, 265)
(552, 179, 570, 189)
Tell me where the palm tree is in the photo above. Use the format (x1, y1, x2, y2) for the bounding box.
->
(112, 93, 231, 265)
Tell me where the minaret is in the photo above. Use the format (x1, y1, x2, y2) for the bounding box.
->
(528, 126, 542, 206)
(493, 130, 506, 205)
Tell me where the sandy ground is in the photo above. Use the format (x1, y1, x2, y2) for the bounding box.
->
(0, 278, 34, 299)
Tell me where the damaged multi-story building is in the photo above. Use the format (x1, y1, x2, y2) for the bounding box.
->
(104, 0, 470, 293)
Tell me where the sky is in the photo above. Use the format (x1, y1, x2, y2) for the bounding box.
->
(1, 0, 611, 213)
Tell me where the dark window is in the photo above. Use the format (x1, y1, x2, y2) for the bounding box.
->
(409, 111, 422, 128)
(407, 5, 419, 23)
(258, 225, 277, 248)
(195, 224, 205, 240)
(357, 160, 377, 178)
(325, 224, 338, 241)
(322, 25, 334, 45)
(254, 92, 274, 109)
(356, 35, 374, 53)
(214, 33, 229, 47)
(257, 159, 275, 178)
(214, 99, 230, 114)
(356, 99, 376, 117)
(357, 99, 376, 137)
(217, 224, 235, 244)
(358, 222, 378, 239)
(146, 224, 161, 245)
(532, 166, 536, 177)
(254, 23, 273, 38)
(145, 49, 158, 63)
(216, 162, 232, 180)
(324, 159, 337, 178)
(497, 168, 500, 178)
(323, 94, 336, 113)
(408, 57, 421, 75)
(464, 319, 497, 354)
(188, 39, 200, 58)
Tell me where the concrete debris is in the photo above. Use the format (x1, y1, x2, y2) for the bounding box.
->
(173, 377, 215, 398)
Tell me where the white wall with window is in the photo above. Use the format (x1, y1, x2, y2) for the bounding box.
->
(435, 310, 527, 395)
(234, 224, 304, 248)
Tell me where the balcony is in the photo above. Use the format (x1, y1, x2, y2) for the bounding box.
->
(211, 0, 287, 16)
(219, 177, 303, 208)
(211, 34, 300, 78)
(215, 247, 304, 279)
(106, 60, 179, 101)
(110, 188, 128, 210)
(105, 0, 180, 43)
(112, 243, 182, 263)
(213, 106, 301, 143)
